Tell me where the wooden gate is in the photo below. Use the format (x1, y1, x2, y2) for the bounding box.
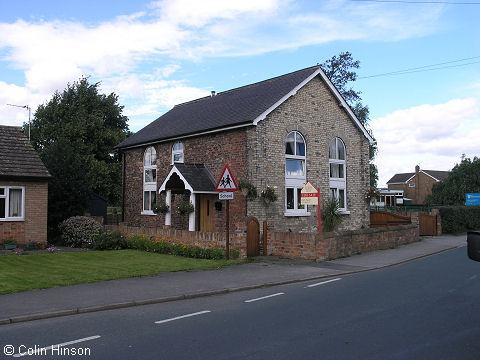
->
(246, 217, 260, 257)
(419, 213, 437, 236)
(370, 211, 411, 228)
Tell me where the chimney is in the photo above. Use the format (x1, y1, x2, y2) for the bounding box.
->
(414, 165, 420, 204)
(415, 165, 420, 174)
(211, 91, 216, 97)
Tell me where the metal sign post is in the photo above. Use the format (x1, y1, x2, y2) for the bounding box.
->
(216, 165, 239, 260)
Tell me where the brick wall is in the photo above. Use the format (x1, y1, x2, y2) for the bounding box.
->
(0, 181, 48, 245)
(106, 222, 247, 259)
(123, 129, 248, 233)
(246, 76, 371, 233)
(268, 224, 419, 261)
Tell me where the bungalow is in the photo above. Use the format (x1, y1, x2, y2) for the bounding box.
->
(0, 125, 51, 245)
(116, 65, 375, 238)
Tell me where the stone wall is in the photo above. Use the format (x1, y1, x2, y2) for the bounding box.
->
(268, 224, 419, 261)
(246, 75, 371, 233)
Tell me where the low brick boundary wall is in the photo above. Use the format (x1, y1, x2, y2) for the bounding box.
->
(268, 224, 419, 261)
(105, 223, 247, 259)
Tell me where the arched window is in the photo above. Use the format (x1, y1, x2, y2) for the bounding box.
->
(285, 131, 307, 215)
(329, 138, 346, 210)
(172, 142, 184, 164)
(143, 146, 157, 213)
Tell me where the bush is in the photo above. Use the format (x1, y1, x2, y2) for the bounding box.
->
(90, 230, 127, 250)
(439, 205, 480, 233)
(58, 216, 102, 247)
(322, 197, 342, 232)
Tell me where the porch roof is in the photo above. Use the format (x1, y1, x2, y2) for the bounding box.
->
(159, 163, 217, 194)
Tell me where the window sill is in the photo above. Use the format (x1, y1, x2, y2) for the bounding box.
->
(141, 211, 157, 216)
(284, 212, 311, 217)
(0, 218, 25, 222)
(338, 210, 350, 215)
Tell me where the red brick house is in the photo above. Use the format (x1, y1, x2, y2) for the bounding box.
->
(387, 165, 449, 205)
(0, 126, 51, 245)
(116, 66, 375, 236)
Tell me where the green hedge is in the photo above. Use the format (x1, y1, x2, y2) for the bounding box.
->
(439, 206, 480, 233)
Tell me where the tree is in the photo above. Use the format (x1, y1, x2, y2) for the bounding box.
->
(24, 77, 130, 236)
(429, 156, 480, 205)
(321, 51, 378, 188)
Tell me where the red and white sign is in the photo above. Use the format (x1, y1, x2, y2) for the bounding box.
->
(215, 165, 239, 192)
(301, 181, 319, 205)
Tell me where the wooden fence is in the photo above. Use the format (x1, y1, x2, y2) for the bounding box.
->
(370, 211, 411, 228)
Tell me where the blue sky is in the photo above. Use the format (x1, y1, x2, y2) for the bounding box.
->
(0, 0, 479, 186)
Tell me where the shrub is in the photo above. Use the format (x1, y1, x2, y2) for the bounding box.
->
(322, 197, 342, 232)
(58, 216, 102, 247)
(90, 230, 127, 250)
(439, 205, 480, 234)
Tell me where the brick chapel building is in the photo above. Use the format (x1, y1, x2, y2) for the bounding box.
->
(116, 66, 375, 234)
(0, 125, 51, 245)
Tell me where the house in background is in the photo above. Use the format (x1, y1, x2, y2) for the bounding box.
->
(371, 188, 404, 207)
(387, 165, 449, 205)
(0, 125, 51, 245)
(116, 65, 375, 236)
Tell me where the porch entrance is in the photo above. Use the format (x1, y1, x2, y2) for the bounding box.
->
(198, 195, 214, 232)
(246, 216, 260, 257)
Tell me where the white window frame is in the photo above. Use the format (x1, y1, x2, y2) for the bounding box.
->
(329, 138, 348, 212)
(285, 131, 309, 216)
(0, 186, 25, 221)
(142, 147, 157, 215)
(171, 142, 184, 164)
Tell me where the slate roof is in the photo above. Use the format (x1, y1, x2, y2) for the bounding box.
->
(170, 163, 216, 192)
(116, 65, 373, 149)
(423, 170, 449, 181)
(0, 125, 51, 180)
(387, 172, 415, 184)
(387, 170, 449, 184)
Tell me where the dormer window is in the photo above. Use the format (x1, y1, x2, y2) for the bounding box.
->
(172, 142, 184, 164)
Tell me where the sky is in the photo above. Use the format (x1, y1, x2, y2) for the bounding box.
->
(0, 0, 479, 187)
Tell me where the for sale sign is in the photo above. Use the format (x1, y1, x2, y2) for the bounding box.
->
(301, 181, 319, 205)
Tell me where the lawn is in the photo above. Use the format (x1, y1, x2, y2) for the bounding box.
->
(0, 250, 241, 294)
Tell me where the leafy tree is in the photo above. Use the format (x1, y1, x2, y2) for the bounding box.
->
(429, 156, 480, 205)
(321, 51, 378, 188)
(24, 77, 129, 236)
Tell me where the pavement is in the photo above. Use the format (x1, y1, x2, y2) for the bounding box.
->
(0, 234, 467, 325)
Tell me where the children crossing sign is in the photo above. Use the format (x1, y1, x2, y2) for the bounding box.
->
(215, 165, 239, 192)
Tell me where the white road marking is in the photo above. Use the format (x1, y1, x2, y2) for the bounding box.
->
(13, 335, 101, 358)
(306, 278, 342, 288)
(244, 292, 285, 303)
(155, 310, 211, 324)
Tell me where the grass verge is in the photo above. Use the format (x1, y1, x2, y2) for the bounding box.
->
(0, 250, 242, 294)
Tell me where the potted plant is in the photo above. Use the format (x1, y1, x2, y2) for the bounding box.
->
(322, 197, 342, 232)
(153, 199, 169, 214)
(177, 200, 195, 215)
(238, 179, 258, 201)
(261, 186, 278, 204)
(3, 237, 17, 250)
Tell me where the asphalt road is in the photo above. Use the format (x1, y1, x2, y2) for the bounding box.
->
(1, 246, 479, 360)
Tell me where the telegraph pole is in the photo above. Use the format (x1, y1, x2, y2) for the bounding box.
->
(7, 104, 31, 140)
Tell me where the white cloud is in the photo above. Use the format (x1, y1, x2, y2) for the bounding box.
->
(370, 98, 480, 187)
(0, 0, 447, 128)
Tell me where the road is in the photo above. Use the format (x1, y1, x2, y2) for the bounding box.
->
(1, 246, 479, 359)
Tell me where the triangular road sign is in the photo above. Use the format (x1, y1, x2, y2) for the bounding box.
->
(216, 165, 239, 192)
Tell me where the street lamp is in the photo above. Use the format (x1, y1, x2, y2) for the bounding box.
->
(6, 104, 31, 140)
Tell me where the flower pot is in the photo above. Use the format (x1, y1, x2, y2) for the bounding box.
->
(241, 188, 249, 197)
(5, 244, 17, 250)
(264, 198, 271, 205)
